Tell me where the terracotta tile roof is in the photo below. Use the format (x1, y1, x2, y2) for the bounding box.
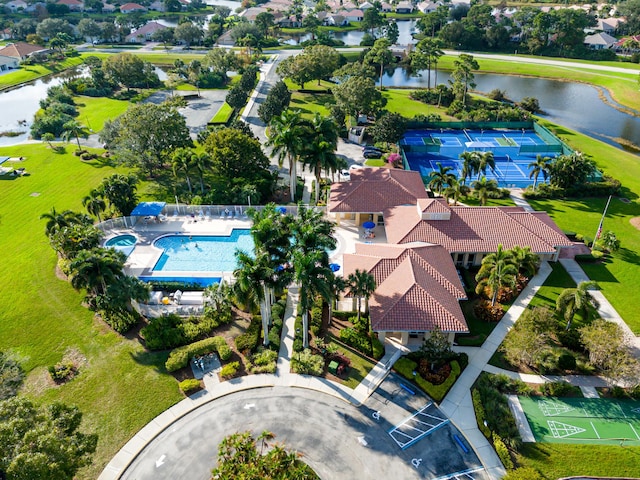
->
(343, 243, 468, 333)
(328, 169, 427, 213)
(0, 42, 47, 59)
(384, 199, 572, 254)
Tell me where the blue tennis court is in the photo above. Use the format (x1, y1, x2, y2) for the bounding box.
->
(400, 128, 564, 188)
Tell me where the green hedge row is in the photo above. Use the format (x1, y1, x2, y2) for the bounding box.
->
(165, 336, 229, 372)
(394, 358, 461, 402)
(235, 315, 262, 352)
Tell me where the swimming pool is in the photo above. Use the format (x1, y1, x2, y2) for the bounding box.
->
(153, 229, 254, 272)
(106, 234, 137, 247)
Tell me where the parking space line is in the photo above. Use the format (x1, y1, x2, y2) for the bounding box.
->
(388, 403, 450, 449)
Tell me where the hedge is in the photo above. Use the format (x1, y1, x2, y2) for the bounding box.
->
(220, 361, 240, 379)
(165, 336, 227, 372)
(179, 379, 201, 394)
(235, 315, 262, 352)
(472, 388, 492, 439)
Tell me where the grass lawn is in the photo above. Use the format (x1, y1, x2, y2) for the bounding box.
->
(516, 443, 640, 479)
(0, 143, 182, 479)
(526, 119, 640, 334)
(0, 57, 85, 91)
(436, 55, 640, 112)
(74, 96, 130, 133)
(289, 91, 333, 118)
(326, 335, 376, 390)
(382, 89, 456, 120)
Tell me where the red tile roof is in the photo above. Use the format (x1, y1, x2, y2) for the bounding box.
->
(343, 243, 468, 333)
(328, 168, 427, 213)
(384, 199, 572, 254)
(0, 42, 47, 59)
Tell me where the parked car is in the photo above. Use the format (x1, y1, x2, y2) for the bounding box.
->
(339, 170, 351, 181)
(349, 164, 364, 171)
(363, 150, 382, 159)
(363, 146, 383, 154)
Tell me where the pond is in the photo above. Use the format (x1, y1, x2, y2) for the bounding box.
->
(381, 68, 640, 153)
(281, 19, 417, 46)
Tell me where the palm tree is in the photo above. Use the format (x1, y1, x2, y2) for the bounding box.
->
(511, 245, 540, 278)
(459, 151, 479, 185)
(69, 247, 126, 296)
(476, 151, 496, 180)
(300, 114, 339, 204)
(42, 132, 55, 149)
(234, 250, 274, 346)
(193, 152, 212, 195)
(291, 203, 336, 258)
(293, 250, 332, 348)
(443, 177, 470, 205)
(82, 189, 106, 223)
(475, 244, 517, 306)
(528, 155, 552, 190)
(172, 148, 195, 195)
(412, 37, 445, 90)
(347, 269, 377, 324)
(328, 274, 346, 327)
(40, 208, 90, 236)
(556, 280, 599, 330)
(267, 110, 307, 203)
(471, 176, 499, 206)
(61, 120, 90, 151)
(428, 162, 456, 196)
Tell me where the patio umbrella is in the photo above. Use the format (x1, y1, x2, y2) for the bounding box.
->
(330, 263, 340, 272)
(363, 221, 375, 229)
(277, 206, 287, 214)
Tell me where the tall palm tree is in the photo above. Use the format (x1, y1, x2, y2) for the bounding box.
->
(412, 37, 445, 89)
(69, 247, 126, 296)
(471, 176, 499, 206)
(267, 110, 307, 203)
(192, 152, 212, 195)
(476, 151, 496, 180)
(293, 250, 333, 348)
(528, 155, 552, 190)
(459, 151, 479, 185)
(556, 280, 599, 330)
(511, 245, 540, 278)
(428, 162, 456, 196)
(347, 269, 377, 324)
(328, 274, 346, 327)
(300, 114, 339, 204)
(172, 148, 195, 195)
(443, 177, 470, 205)
(291, 203, 336, 258)
(61, 120, 90, 151)
(82, 189, 106, 223)
(475, 244, 517, 306)
(40, 208, 90, 236)
(234, 250, 274, 346)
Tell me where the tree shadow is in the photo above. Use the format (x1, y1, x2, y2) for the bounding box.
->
(129, 349, 170, 374)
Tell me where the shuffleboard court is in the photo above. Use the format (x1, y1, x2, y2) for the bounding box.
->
(517, 396, 640, 445)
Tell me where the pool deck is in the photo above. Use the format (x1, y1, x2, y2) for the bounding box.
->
(110, 215, 388, 282)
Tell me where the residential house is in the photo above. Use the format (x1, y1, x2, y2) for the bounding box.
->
(614, 35, 640, 53)
(395, 1, 413, 13)
(323, 14, 348, 27)
(1, 28, 13, 40)
(120, 2, 147, 13)
(344, 8, 364, 22)
(342, 243, 469, 346)
(596, 17, 625, 34)
(5, 0, 27, 11)
(0, 42, 49, 61)
(215, 30, 235, 46)
(0, 54, 20, 71)
(380, 2, 393, 12)
(56, 0, 84, 11)
(584, 32, 617, 50)
(417, 1, 440, 14)
(102, 2, 117, 11)
(125, 21, 168, 43)
(149, 0, 166, 11)
(359, 1, 374, 9)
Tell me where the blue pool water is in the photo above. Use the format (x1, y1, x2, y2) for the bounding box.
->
(153, 229, 254, 272)
(106, 234, 137, 247)
(139, 276, 221, 287)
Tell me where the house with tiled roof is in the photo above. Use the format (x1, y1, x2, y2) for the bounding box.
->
(0, 42, 49, 61)
(383, 198, 572, 266)
(343, 243, 468, 345)
(1, 28, 13, 40)
(584, 32, 617, 50)
(125, 21, 168, 42)
(120, 2, 147, 13)
(328, 168, 428, 225)
(5, 0, 27, 11)
(57, 0, 84, 11)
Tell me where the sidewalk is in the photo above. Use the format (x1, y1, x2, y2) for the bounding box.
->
(276, 286, 298, 376)
(508, 188, 534, 212)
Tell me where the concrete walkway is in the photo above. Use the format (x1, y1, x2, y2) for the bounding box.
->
(483, 364, 611, 387)
(441, 261, 554, 480)
(508, 189, 534, 212)
(276, 286, 298, 376)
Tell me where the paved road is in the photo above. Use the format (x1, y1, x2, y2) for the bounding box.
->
(122, 380, 484, 480)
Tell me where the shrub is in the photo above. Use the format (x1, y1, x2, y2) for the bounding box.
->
(291, 349, 324, 376)
(271, 303, 285, 320)
(292, 338, 304, 353)
(394, 357, 461, 402)
(235, 316, 262, 352)
(267, 328, 281, 351)
(248, 348, 277, 374)
(165, 336, 227, 372)
(142, 313, 223, 350)
(475, 374, 522, 449)
(472, 388, 492, 439)
(503, 467, 543, 480)
(340, 327, 372, 356)
(179, 379, 201, 394)
(558, 328, 584, 351)
(48, 362, 76, 382)
(493, 433, 514, 469)
(541, 381, 580, 397)
(557, 353, 577, 371)
(473, 300, 505, 322)
(372, 335, 385, 360)
(220, 361, 240, 379)
(611, 386, 627, 399)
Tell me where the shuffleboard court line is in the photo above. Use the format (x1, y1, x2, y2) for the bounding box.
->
(591, 421, 600, 439)
(630, 423, 640, 440)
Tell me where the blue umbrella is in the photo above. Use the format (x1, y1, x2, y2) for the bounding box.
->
(363, 221, 375, 229)
(330, 263, 340, 272)
(277, 206, 287, 214)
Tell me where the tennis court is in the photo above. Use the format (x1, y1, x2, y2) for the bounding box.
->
(399, 128, 565, 188)
(517, 396, 640, 445)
